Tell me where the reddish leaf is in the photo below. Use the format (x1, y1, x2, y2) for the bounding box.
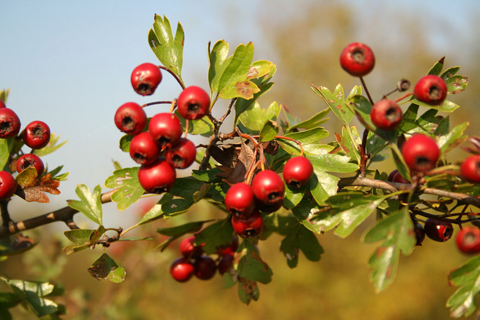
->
(18, 173, 61, 203)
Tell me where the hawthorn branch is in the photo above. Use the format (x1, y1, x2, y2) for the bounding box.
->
(0, 189, 117, 239)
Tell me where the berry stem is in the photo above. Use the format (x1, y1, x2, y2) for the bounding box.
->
(0, 200, 12, 227)
(394, 92, 413, 103)
(159, 66, 185, 90)
(358, 76, 375, 177)
(141, 101, 173, 108)
(169, 99, 177, 114)
(184, 120, 189, 138)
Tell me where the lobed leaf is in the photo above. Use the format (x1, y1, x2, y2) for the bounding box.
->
(87, 253, 126, 283)
(195, 219, 234, 255)
(311, 84, 354, 125)
(286, 108, 330, 133)
(67, 184, 103, 225)
(104, 167, 143, 211)
(33, 133, 67, 157)
(447, 255, 480, 317)
(238, 101, 281, 135)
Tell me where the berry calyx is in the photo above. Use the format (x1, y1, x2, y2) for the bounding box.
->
(177, 86, 210, 120)
(0, 171, 17, 200)
(370, 99, 403, 131)
(16, 154, 45, 176)
(218, 253, 235, 275)
(129, 132, 160, 165)
(165, 138, 197, 169)
(170, 258, 195, 282)
(456, 226, 480, 254)
(414, 75, 447, 106)
(252, 170, 285, 206)
(401, 134, 440, 172)
(424, 218, 453, 242)
(131, 63, 162, 96)
(340, 42, 375, 77)
(180, 236, 203, 259)
(194, 256, 217, 280)
(460, 155, 480, 184)
(0, 108, 21, 139)
(231, 210, 264, 238)
(22, 121, 51, 149)
(138, 158, 176, 194)
(224, 183, 255, 217)
(282, 156, 313, 189)
(114, 102, 147, 135)
(148, 113, 183, 148)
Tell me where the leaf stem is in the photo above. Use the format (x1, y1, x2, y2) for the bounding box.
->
(159, 66, 185, 90)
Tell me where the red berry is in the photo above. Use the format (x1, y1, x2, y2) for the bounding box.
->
(401, 134, 439, 172)
(194, 256, 217, 280)
(370, 99, 403, 131)
(114, 102, 147, 135)
(424, 218, 453, 242)
(0, 108, 21, 139)
(387, 169, 409, 184)
(415, 223, 426, 246)
(231, 210, 264, 238)
(340, 42, 375, 77)
(0, 171, 17, 200)
(218, 253, 235, 275)
(22, 121, 50, 149)
(138, 158, 176, 194)
(148, 113, 183, 148)
(0, 100, 5, 108)
(252, 170, 285, 206)
(456, 227, 480, 254)
(224, 183, 255, 217)
(129, 132, 160, 165)
(180, 236, 203, 259)
(414, 75, 447, 106)
(170, 258, 195, 282)
(177, 86, 210, 120)
(217, 235, 239, 256)
(460, 155, 480, 184)
(131, 63, 162, 96)
(16, 154, 45, 176)
(165, 138, 196, 169)
(283, 156, 313, 189)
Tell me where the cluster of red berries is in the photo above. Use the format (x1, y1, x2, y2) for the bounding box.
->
(114, 63, 211, 193)
(226, 156, 313, 238)
(170, 234, 238, 282)
(0, 101, 50, 201)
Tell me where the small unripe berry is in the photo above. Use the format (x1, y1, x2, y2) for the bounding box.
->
(224, 183, 255, 217)
(131, 63, 162, 96)
(170, 258, 195, 282)
(0, 171, 17, 200)
(283, 156, 313, 189)
(232, 210, 264, 238)
(138, 158, 176, 194)
(194, 256, 217, 280)
(16, 154, 45, 176)
(129, 132, 160, 165)
(340, 42, 375, 77)
(370, 99, 403, 131)
(414, 75, 447, 106)
(424, 218, 453, 242)
(114, 102, 147, 135)
(401, 134, 439, 172)
(148, 113, 183, 148)
(460, 155, 480, 184)
(0, 108, 21, 139)
(165, 138, 196, 169)
(22, 121, 51, 149)
(456, 227, 480, 254)
(177, 86, 210, 120)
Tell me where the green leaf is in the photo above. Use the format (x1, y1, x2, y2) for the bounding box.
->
(445, 75, 468, 94)
(441, 66, 460, 79)
(0, 137, 13, 170)
(309, 153, 359, 173)
(437, 122, 468, 155)
(335, 125, 361, 163)
(208, 40, 231, 93)
(363, 208, 416, 292)
(119, 134, 133, 152)
(0, 292, 20, 309)
(195, 219, 234, 255)
(47, 165, 69, 181)
(276, 127, 329, 156)
(234, 81, 275, 123)
(1, 277, 60, 317)
(156, 220, 212, 251)
(67, 184, 103, 225)
(0, 88, 10, 103)
(390, 144, 411, 183)
(63, 226, 105, 255)
(237, 241, 273, 284)
(191, 168, 223, 182)
(259, 120, 279, 142)
(133, 195, 172, 227)
(238, 278, 259, 305)
(237, 101, 281, 134)
(447, 255, 480, 317)
(280, 219, 323, 268)
(15, 167, 37, 188)
(162, 198, 195, 216)
(407, 97, 459, 113)
(104, 167, 144, 211)
(87, 253, 126, 283)
(427, 56, 444, 76)
(149, 15, 184, 81)
(286, 108, 330, 133)
(175, 110, 214, 137)
(33, 134, 67, 157)
(311, 84, 354, 125)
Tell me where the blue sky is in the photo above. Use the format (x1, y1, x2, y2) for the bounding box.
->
(0, 1, 478, 227)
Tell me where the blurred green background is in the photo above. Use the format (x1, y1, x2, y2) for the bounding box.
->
(1, 0, 480, 319)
